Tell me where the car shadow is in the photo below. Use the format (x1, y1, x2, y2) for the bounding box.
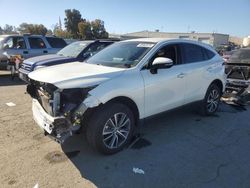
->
(61, 103, 238, 188)
(0, 76, 26, 87)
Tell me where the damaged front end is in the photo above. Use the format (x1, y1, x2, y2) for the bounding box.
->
(224, 63, 250, 105)
(27, 80, 99, 143)
(225, 64, 250, 92)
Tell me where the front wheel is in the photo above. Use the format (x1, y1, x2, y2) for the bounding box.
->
(201, 84, 222, 115)
(86, 103, 135, 154)
(10, 65, 15, 80)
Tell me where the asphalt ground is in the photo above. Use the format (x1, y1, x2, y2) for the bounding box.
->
(0, 76, 250, 188)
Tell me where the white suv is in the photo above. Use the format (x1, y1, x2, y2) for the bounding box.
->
(27, 38, 226, 154)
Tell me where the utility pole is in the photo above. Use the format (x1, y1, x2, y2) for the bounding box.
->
(59, 16, 62, 30)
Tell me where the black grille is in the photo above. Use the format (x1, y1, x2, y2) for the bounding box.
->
(21, 63, 32, 71)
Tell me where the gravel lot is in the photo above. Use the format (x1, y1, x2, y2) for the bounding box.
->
(0, 75, 250, 188)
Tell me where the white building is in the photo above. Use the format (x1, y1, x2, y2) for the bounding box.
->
(111, 31, 229, 47)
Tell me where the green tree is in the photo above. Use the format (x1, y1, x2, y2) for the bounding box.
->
(47, 29, 53, 35)
(53, 24, 72, 38)
(78, 20, 92, 39)
(64, 9, 82, 38)
(0, 26, 3, 34)
(18, 23, 48, 35)
(91, 19, 109, 39)
(2, 24, 17, 34)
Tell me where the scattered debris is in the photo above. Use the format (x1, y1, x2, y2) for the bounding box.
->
(8, 179, 16, 185)
(133, 167, 145, 175)
(6, 102, 16, 107)
(45, 151, 68, 163)
(222, 86, 250, 107)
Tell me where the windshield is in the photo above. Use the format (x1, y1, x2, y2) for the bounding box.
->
(57, 41, 90, 58)
(86, 41, 155, 68)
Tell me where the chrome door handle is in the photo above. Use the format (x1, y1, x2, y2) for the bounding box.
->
(177, 73, 185, 78)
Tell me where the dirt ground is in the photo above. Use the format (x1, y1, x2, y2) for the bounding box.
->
(0, 75, 250, 188)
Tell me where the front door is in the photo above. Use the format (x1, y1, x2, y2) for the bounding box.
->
(141, 44, 187, 117)
(5, 36, 29, 58)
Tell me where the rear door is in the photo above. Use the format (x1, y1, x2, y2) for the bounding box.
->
(179, 43, 217, 103)
(27, 36, 48, 57)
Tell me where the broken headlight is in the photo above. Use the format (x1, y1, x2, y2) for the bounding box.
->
(60, 86, 97, 114)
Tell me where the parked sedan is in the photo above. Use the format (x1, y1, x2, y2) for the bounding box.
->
(19, 40, 114, 83)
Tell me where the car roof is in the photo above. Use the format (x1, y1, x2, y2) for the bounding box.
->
(239, 48, 250, 51)
(121, 37, 215, 51)
(123, 38, 172, 43)
(71, 40, 114, 45)
(0, 34, 61, 38)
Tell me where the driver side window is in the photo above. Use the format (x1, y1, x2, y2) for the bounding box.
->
(5, 37, 26, 49)
(150, 44, 179, 65)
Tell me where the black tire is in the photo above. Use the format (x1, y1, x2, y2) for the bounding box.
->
(10, 65, 15, 80)
(200, 84, 222, 116)
(86, 103, 135, 154)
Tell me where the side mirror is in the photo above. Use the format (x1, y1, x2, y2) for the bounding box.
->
(150, 57, 173, 74)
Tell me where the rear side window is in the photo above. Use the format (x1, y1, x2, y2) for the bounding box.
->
(204, 48, 215, 59)
(46, 37, 67, 48)
(181, 43, 209, 63)
(28, 37, 46, 49)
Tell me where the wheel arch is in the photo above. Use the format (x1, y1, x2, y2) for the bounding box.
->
(209, 79, 224, 93)
(105, 96, 140, 126)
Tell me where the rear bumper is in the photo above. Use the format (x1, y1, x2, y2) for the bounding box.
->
(32, 99, 79, 143)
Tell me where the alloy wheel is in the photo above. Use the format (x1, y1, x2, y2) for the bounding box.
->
(102, 112, 131, 149)
(206, 89, 220, 113)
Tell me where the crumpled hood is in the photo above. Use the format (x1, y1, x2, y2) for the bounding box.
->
(23, 54, 72, 66)
(28, 62, 125, 89)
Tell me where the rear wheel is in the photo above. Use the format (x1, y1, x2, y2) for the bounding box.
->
(201, 84, 221, 115)
(86, 103, 135, 154)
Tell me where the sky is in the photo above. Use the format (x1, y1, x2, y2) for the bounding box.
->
(0, 0, 249, 37)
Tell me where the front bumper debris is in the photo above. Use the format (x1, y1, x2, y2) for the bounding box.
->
(32, 99, 80, 143)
